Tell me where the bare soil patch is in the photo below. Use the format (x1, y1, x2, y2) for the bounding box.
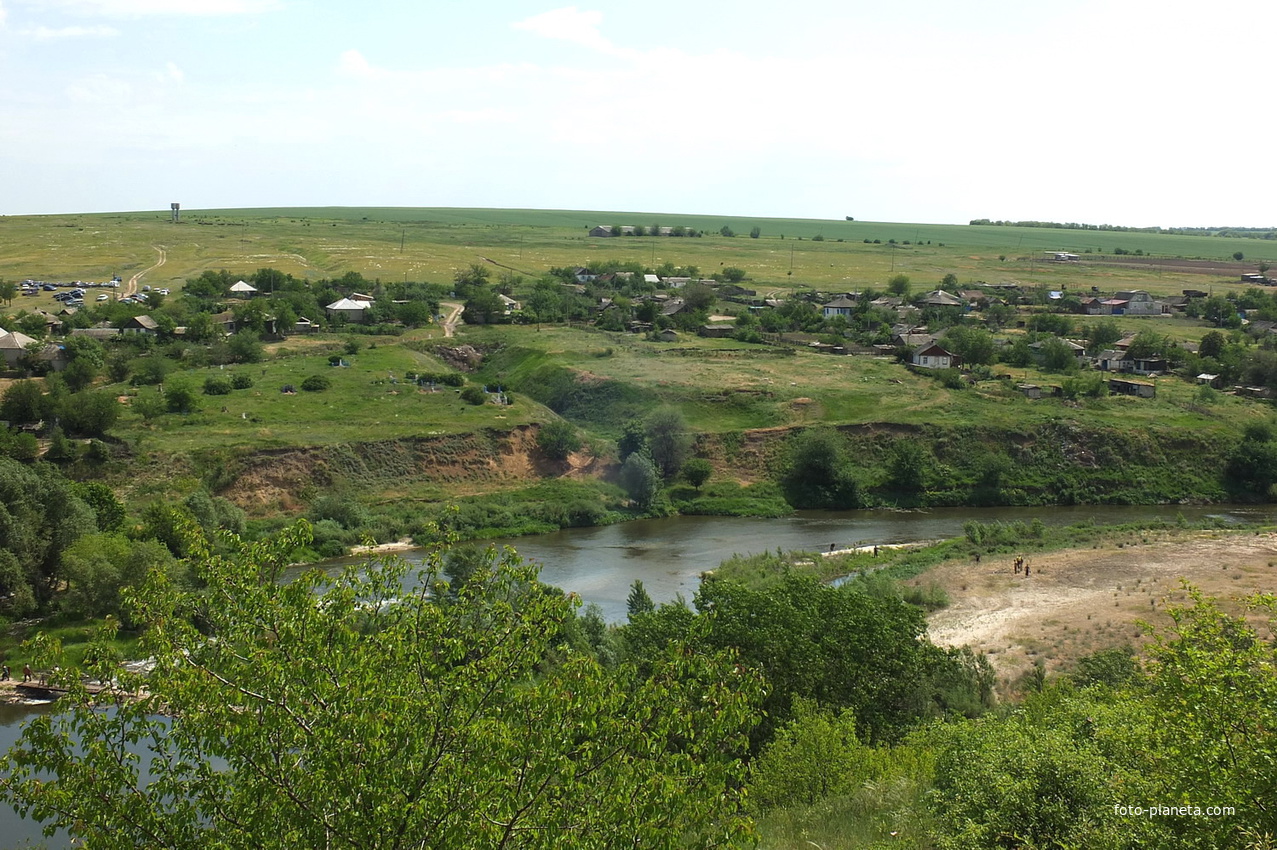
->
(920, 529, 1277, 693)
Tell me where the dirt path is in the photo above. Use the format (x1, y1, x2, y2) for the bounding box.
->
(124, 246, 167, 297)
(920, 529, 1277, 691)
(440, 301, 463, 338)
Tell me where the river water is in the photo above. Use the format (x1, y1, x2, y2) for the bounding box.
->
(4, 503, 1275, 843)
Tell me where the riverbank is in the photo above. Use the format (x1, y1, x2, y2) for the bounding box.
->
(918, 526, 1277, 694)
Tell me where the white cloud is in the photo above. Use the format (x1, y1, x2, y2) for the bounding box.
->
(0, 1, 8, 27)
(37, 0, 279, 16)
(511, 7, 628, 57)
(336, 49, 378, 80)
(21, 24, 118, 38)
(162, 61, 183, 83)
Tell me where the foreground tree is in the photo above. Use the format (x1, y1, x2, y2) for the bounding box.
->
(2, 522, 764, 849)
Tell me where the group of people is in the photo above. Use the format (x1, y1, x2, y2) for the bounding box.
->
(1014, 556, 1030, 576)
(0, 663, 37, 682)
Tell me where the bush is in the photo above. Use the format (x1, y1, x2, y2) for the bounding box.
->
(230, 374, 254, 390)
(536, 419, 581, 461)
(204, 377, 233, 396)
(300, 375, 331, 392)
(460, 386, 487, 405)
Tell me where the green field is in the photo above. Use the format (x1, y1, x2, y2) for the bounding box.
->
(3, 207, 1274, 306)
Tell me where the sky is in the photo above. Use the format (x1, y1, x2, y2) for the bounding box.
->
(1, 0, 1273, 227)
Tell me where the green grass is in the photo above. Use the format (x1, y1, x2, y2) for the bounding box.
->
(2, 207, 1273, 302)
(0, 618, 141, 672)
(111, 334, 542, 454)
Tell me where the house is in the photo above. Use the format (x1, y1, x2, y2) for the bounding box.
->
(229, 280, 258, 297)
(821, 295, 858, 319)
(660, 299, 687, 317)
(210, 310, 239, 335)
(1131, 356, 1168, 375)
(919, 289, 964, 308)
(1112, 290, 1166, 316)
(0, 331, 38, 369)
(1081, 297, 1110, 315)
(349, 292, 376, 303)
(293, 317, 318, 334)
(1109, 378, 1156, 398)
(326, 297, 372, 322)
(911, 343, 959, 370)
(1197, 373, 1223, 389)
(1093, 349, 1131, 372)
(663, 277, 691, 289)
(1018, 384, 1042, 399)
(589, 225, 637, 237)
(498, 294, 521, 315)
(121, 315, 160, 335)
(1030, 338, 1087, 363)
(572, 267, 597, 283)
(699, 323, 735, 339)
(643, 274, 661, 286)
(656, 329, 679, 342)
(893, 332, 935, 350)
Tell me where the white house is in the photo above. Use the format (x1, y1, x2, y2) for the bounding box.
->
(326, 297, 371, 322)
(229, 280, 258, 297)
(0, 331, 37, 368)
(822, 295, 858, 319)
(911, 343, 959, 369)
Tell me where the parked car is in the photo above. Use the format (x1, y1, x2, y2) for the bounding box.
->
(96, 294, 109, 301)
(158, 288, 170, 296)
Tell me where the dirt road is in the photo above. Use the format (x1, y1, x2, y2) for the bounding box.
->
(123, 246, 167, 297)
(440, 302, 463, 338)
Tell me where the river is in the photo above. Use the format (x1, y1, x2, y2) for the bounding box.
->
(4, 503, 1275, 843)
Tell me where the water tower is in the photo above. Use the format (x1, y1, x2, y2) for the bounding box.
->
(171, 202, 180, 223)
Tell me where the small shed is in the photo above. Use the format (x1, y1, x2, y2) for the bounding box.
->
(1018, 384, 1042, 399)
(1109, 378, 1156, 398)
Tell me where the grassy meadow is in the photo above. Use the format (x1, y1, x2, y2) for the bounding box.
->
(3, 207, 1275, 308)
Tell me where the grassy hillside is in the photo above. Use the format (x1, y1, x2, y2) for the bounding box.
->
(3, 205, 1275, 543)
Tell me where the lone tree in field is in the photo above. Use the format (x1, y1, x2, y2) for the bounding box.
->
(2, 522, 764, 849)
